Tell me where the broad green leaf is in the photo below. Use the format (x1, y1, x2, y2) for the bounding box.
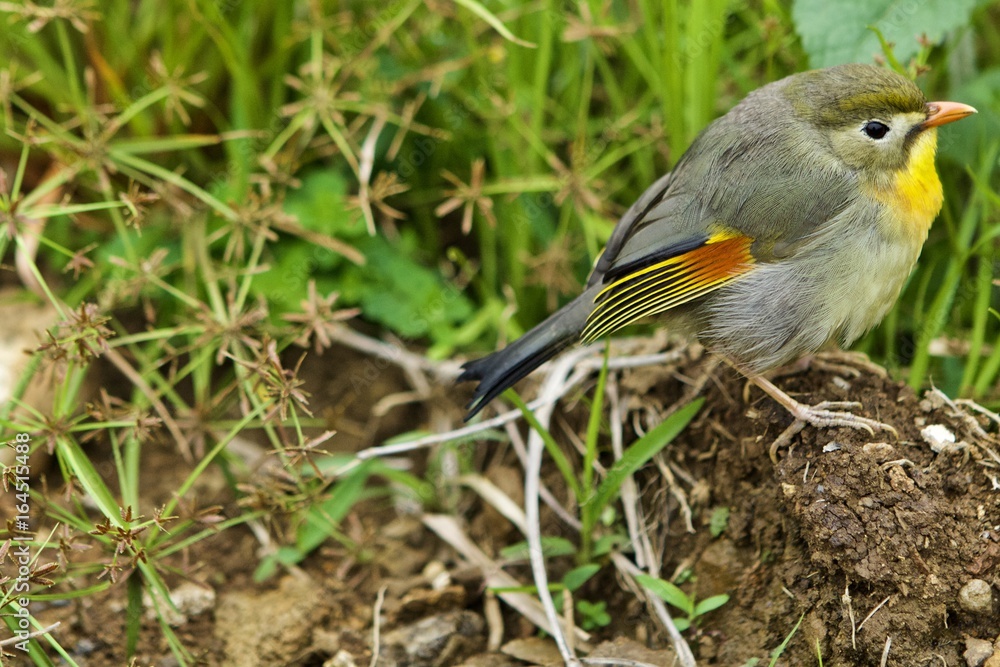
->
(562, 564, 601, 591)
(592, 533, 631, 557)
(694, 593, 731, 617)
(588, 399, 703, 520)
(635, 573, 694, 616)
(792, 0, 978, 67)
(296, 462, 372, 554)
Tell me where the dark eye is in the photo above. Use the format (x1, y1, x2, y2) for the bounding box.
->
(863, 121, 890, 139)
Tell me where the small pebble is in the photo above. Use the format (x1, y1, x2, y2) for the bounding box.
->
(964, 637, 994, 667)
(921, 424, 955, 453)
(959, 579, 994, 614)
(74, 638, 99, 656)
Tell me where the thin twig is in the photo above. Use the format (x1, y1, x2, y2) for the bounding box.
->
(0, 621, 61, 646)
(355, 347, 688, 460)
(505, 420, 582, 530)
(484, 589, 504, 652)
(368, 585, 388, 667)
(857, 596, 891, 633)
(843, 584, 857, 650)
(329, 325, 463, 380)
(422, 514, 591, 644)
(103, 346, 191, 460)
(357, 114, 386, 235)
(653, 457, 695, 534)
(609, 377, 646, 568)
(879, 636, 892, 667)
(522, 347, 596, 666)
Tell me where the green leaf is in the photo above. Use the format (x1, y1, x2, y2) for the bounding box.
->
(792, 0, 978, 67)
(284, 170, 362, 237)
(500, 536, 578, 561)
(562, 564, 601, 592)
(709, 506, 730, 538)
(296, 463, 372, 555)
(635, 574, 694, 616)
(694, 593, 730, 617)
(769, 614, 805, 667)
(576, 599, 611, 630)
(592, 533, 631, 557)
(588, 399, 703, 521)
(57, 436, 122, 525)
(343, 234, 474, 339)
(253, 555, 279, 582)
(452, 0, 536, 47)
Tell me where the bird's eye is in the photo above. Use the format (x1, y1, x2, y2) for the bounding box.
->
(863, 121, 890, 140)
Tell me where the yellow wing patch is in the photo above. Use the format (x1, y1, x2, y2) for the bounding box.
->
(581, 232, 755, 342)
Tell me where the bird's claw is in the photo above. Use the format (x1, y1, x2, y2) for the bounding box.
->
(768, 400, 898, 462)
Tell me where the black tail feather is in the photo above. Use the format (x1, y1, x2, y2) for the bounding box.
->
(458, 286, 600, 420)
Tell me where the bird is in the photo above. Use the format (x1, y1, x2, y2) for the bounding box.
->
(458, 63, 976, 434)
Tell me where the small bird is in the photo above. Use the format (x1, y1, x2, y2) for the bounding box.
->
(459, 64, 975, 432)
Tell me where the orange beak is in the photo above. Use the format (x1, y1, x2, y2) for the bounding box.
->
(922, 101, 977, 129)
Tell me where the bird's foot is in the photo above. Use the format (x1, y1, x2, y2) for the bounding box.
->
(786, 399, 896, 436)
(807, 350, 888, 379)
(749, 375, 898, 462)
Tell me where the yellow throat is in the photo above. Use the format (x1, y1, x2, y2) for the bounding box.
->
(869, 130, 943, 244)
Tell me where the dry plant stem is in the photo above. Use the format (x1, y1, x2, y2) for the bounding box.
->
(624, 480, 696, 666)
(608, 378, 647, 568)
(843, 584, 857, 650)
(457, 474, 528, 534)
(770, 420, 807, 463)
(358, 114, 387, 235)
(14, 162, 64, 298)
(880, 636, 892, 667)
(612, 553, 697, 667)
(369, 584, 387, 667)
(0, 622, 61, 646)
(484, 590, 504, 652)
(354, 393, 567, 460)
(355, 345, 688, 460)
(505, 421, 582, 530)
(653, 457, 695, 533)
(421, 514, 591, 644)
(522, 346, 597, 667)
(103, 346, 192, 460)
(857, 596, 891, 633)
(330, 325, 463, 381)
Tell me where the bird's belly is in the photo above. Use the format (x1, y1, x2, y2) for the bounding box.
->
(699, 223, 923, 374)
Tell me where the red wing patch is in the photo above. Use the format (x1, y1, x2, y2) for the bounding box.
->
(581, 232, 755, 342)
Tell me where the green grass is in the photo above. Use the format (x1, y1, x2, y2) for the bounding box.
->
(0, 0, 998, 664)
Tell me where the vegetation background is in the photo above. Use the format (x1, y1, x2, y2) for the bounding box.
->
(0, 0, 997, 664)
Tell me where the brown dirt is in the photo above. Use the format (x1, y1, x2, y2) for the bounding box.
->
(13, 341, 1000, 666)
